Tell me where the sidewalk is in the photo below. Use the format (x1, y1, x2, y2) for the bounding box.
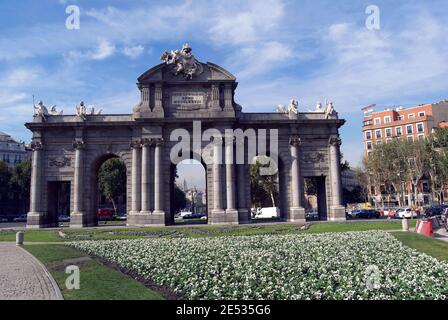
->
(0, 243, 63, 300)
(434, 227, 448, 242)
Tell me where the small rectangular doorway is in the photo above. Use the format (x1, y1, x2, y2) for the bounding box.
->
(305, 176, 327, 221)
(47, 181, 71, 226)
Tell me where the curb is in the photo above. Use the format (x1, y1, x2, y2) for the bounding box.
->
(18, 246, 64, 300)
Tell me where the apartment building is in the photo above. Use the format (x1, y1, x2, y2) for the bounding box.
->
(363, 100, 448, 156)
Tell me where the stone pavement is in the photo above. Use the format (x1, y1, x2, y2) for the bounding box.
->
(434, 227, 448, 242)
(0, 243, 63, 300)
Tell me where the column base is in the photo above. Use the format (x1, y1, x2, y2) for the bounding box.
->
(328, 205, 346, 222)
(286, 207, 306, 223)
(26, 212, 53, 229)
(208, 209, 239, 225)
(237, 208, 251, 224)
(127, 211, 165, 227)
(70, 212, 94, 228)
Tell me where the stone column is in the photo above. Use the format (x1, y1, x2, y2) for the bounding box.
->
(70, 140, 86, 228)
(328, 137, 345, 221)
(140, 138, 151, 214)
(225, 136, 238, 223)
(129, 140, 142, 216)
(153, 138, 165, 215)
(27, 141, 45, 229)
(289, 135, 305, 222)
(210, 136, 226, 224)
(236, 160, 250, 223)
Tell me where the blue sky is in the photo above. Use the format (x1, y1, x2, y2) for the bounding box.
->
(1, 0, 448, 187)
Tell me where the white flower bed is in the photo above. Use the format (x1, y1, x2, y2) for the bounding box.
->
(69, 231, 448, 300)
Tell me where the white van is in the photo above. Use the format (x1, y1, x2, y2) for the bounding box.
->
(253, 207, 279, 219)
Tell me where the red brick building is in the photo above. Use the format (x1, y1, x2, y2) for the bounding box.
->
(362, 100, 448, 206)
(363, 100, 448, 157)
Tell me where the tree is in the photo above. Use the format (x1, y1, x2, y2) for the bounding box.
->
(250, 156, 278, 207)
(0, 161, 11, 202)
(98, 158, 126, 215)
(173, 185, 187, 213)
(9, 158, 31, 211)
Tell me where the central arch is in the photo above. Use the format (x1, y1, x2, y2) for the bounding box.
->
(169, 157, 209, 225)
(88, 153, 129, 226)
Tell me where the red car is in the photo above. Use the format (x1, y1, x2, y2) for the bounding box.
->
(97, 208, 113, 220)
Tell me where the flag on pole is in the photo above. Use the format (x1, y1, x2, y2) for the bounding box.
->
(362, 104, 376, 114)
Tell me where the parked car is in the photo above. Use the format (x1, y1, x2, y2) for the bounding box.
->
(13, 215, 27, 222)
(178, 211, 193, 218)
(424, 205, 448, 217)
(115, 215, 127, 221)
(395, 207, 418, 219)
(97, 208, 113, 220)
(0, 217, 8, 223)
(306, 208, 319, 220)
(348, 209, 380, 219)
(58, 215, 70, 222)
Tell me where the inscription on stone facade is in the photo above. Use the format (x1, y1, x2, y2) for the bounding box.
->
(171, 92, 204, 110)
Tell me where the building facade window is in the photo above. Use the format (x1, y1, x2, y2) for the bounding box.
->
(407, 136, 414, 142)
(385, 128, 392, 138)
(365, 131, 372, 140)
(374, 117, 381, 125)
(417, 134, 425, 141)
(397, 115, 404, 121)
(366, 141, 372, 150)
(408, 113, 415, 119)
(417, 122, 424, 133)
(375, 129, 382, 139)
(418, 111, 425, 117)
(384, 116, 391, 124)
(395, 126, 402, 136)
(406, 124, 413, 135)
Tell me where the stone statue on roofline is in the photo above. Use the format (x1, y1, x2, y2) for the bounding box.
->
(325, 101, 336, 119)
(315, 101, 324, 112)
(34, 100, 49, 121)
(161, 42, 204, 80)
(75, 101, 87, 121)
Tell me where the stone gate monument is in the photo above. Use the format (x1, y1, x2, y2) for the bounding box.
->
(25, 44, 345, 228)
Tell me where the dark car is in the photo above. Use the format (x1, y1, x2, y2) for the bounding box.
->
(355, 209, 380, 219)
(424, 205, 448, 217)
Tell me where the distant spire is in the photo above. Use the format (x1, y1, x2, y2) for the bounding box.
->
(183, 178, 188, 191)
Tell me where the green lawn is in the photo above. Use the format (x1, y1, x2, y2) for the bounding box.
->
(391, 232, 448, 261)
(0, 220, 418, 242)
(24, 244, 164, 300)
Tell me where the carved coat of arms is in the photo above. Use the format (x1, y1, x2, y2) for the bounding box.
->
(161, 43, 204, 80)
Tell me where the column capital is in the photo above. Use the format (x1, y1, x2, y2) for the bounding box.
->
(130, 139, 142, 149)
(289, 135, 302, 147)
(72, 140, 85, 150)
(152, 137, 164, 146)
(141, 138, 153, 147)
(31, 141, 43, 151)
(329, 137, 342, 147)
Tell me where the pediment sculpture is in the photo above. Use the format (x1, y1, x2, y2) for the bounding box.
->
(161, 43, 204, 80)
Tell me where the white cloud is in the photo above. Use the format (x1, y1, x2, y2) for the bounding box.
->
(209, 0, 284, 45)
(90, 40, 115, 60)
(229, 41, 293, 79)
(122, 45, 145, 59)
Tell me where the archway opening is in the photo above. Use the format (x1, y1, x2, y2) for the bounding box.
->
(171, 159, 207, 225)
(249, 155, 282, 222)
(47, 181, 71, 227)
(304, 176, 327, 221)
(92, 155, 127, 225)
